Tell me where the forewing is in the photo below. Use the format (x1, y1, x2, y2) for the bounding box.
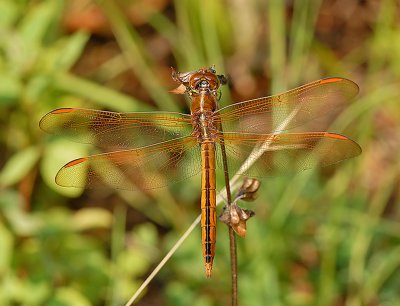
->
(40, 108, 193, 149)
(214, 78, 359, 134)
(216, 132, 361, 177)
(55, 137, 201, 190)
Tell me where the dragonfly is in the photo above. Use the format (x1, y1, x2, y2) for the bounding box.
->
(40, 66, 361, 277)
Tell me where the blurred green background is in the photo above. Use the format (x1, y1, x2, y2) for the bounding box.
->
(0, 0, 399, 305)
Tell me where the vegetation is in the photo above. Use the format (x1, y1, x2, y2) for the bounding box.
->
(0, 0, 399, 305)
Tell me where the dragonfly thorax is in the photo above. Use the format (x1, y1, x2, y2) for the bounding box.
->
(191, 110, 219, 142)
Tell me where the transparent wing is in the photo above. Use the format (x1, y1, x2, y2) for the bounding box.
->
(40, 108, 193, 149)
(55, 136, 201, 190)
(214, 78, 359, 134)
(216, 132, 361, 177)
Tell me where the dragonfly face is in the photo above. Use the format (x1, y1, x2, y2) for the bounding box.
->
(40, 66, 361, 277)
(171, 66, 227, 98)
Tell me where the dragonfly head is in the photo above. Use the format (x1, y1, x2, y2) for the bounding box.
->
(170, 66, 227, 97)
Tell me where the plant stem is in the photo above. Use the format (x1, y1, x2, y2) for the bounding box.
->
(218, 125, 238, 306)
(229, 227, 238, 306)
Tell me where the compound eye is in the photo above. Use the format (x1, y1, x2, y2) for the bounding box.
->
(205, 78, 218, 89)
(189, 75, 201, 89)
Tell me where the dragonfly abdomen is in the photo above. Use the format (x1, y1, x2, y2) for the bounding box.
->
(200, 141, 217, 277)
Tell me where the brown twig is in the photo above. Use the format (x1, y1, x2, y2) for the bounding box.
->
(228, 227, 238, 306)
(218, 125, 238, 306)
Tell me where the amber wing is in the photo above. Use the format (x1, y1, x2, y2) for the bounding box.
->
(216, 132, 361, 177)
(40, 108, 193, 149)
(214, 78, 359, 134)
(55, 137, 201, 190)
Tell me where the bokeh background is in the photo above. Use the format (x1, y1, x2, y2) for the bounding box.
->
(1, 0, 399, 305)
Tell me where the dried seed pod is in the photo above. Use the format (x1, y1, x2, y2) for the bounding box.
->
(236, 178, 261, 202)
(219, 203, 255, 238)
